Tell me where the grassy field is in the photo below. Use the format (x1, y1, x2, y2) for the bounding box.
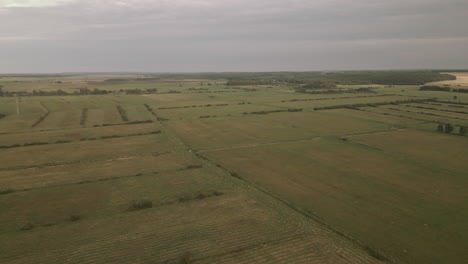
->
(1, 73, 467, 264)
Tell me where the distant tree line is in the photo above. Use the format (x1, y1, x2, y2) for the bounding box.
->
(294, 85, 375, 94)
(302, 81, 337, 89)
(226, 80, 275, 86)
(154, 71, 455, 85)
(420, 85, 468, 93)
(0, 87, 158, 97)
(437, 123, 467, 136)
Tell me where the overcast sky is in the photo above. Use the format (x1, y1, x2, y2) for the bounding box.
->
(1, 0, 467, 73)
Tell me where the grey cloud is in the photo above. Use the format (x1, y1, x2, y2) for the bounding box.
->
(1, 0, 467, 72)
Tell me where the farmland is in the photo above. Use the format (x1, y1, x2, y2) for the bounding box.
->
(0, 72, 467, 264)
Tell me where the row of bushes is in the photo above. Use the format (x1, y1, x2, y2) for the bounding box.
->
(91, 120, 153, 128)
(282, 94, 398, 103)
(187, 88, 208, 91)
(159, 103, 229, 110)
(80, 108, 88, 126)
(144, 104, 169, 121)
(420, 86, 451, 91)
(127, 191, 224, 212)
(313, 98, 436, 110)
(243, 108, 303, 115)
(357, 108, 429, 122)
(19, 214, 83, 231)
(116, 105, 128, 122)
(435, 100, 468, 106)
(423, 102, 465, 108)
(404, 104, 468, 115)
(0, 130, 161, 149)
(420, 86, 468, 93)
(295, 88, 377, 94)
(31, 111, 49, 128)
(99, 130, 161, 140)
(437, 123, 468, 136)
(0, 87, 159, 97)
(388, 107, 466, 121)
(226, 80, 274, 86)
(199, 108, 302, 118)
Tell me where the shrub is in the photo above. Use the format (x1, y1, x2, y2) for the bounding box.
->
(20, 223, 35, 231)
(55, 140, 71, 144)
(180, 252, 193, 264)
(69, 215, 82, 222)
(178, 196, 191, 203)
(230, 172, 241, 179)
(127, 199, 153, 211)
(184, 165, 203, 170)
(364, 246, 388, 261)
(195, 193, 207, 200)
(0, 189, 15, 195)
(23, 142, 48, 146)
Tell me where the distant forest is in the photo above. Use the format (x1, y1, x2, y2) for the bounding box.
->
(0, 71, 456, 88)
(153, 71, 456, 86)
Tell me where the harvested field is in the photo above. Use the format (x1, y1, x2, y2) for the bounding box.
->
(1, 73, 467, 264)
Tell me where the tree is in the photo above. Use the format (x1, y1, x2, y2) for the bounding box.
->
(444, 123, 454, 133)
(437, 124, 444, 132)
(460, 126, 467, 136)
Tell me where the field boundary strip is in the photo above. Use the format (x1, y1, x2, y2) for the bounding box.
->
(386, 107, 468, 121)
(0, 156, 206, 195)
(403, 104, 468, 115)
(31, 102, 50, 128)
(0, 149, 171, 172)
(0, 120, 154, 135)
(0, 130, 161, 150)
(196, 136, 322, 152)
(312, 98, 436, 111)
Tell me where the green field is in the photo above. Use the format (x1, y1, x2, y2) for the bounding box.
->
(0, 72, 467, 264)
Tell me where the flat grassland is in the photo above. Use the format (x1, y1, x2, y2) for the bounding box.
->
(0, 73, 467, 264)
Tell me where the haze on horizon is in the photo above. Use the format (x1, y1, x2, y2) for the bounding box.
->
(1, 0, 468, 73)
